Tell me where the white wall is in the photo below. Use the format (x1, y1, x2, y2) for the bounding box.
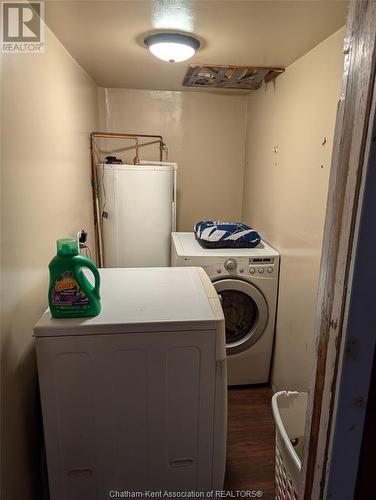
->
(0, 27, 98, 499)
(242, 28, 345, 391)
(97, 88, 248, 231)
(97, 29, 344, 393)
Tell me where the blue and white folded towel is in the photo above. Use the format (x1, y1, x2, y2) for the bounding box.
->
(194, 220, 261, 249)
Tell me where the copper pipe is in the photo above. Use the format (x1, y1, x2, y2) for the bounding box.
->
(89, 131, 167, 266)
(91, 132, 165, 161)
(98, 139, 162, 155)
(92, 132, 164, 139)
(133, 137, 140, 165)
(89, 135, 104, 267)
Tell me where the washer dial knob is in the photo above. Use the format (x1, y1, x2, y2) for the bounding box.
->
(224, 258, 237, 272)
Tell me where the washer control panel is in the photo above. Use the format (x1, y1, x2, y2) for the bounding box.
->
(247, 257, 276, 276)
(182, 256, 278, 277)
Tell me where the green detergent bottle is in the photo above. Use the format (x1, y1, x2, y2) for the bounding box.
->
(48, 238, 101, 318)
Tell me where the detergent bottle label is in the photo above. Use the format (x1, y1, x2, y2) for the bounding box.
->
(52, 271, 89, 307)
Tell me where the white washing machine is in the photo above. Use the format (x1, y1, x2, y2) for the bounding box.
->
(171, 232, 280, 385)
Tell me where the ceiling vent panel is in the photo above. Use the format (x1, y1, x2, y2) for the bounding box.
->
(183, 64, 285, 90)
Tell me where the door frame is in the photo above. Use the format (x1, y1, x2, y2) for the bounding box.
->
(300, 1, 376, 498)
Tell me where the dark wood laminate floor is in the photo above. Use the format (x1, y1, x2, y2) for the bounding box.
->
(224, 385, 275, 499)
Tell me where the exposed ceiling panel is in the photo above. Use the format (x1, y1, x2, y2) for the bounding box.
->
(45, 0, 348, 91)
(183, 65, 285, 90)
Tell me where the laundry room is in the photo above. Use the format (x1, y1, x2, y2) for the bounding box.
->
(3, 1, 370, 499)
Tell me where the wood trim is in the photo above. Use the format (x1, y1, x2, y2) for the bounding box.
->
(327, 87, 376, 497)
(300, 1, 376, 498)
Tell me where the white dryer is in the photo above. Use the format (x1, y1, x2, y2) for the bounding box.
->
(34, 267, 227, 498)
(171, 232, 280, 385)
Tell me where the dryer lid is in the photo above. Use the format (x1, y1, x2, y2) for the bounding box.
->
(34, 267, 223, 337)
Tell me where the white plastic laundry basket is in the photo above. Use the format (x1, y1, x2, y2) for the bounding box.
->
(272, 391, 308, 500)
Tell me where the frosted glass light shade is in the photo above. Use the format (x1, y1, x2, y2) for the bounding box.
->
(149, 42, 195, 62)
(145, 33, 200, 63)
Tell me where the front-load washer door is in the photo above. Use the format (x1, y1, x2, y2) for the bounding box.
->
(214, 278, 268, 355)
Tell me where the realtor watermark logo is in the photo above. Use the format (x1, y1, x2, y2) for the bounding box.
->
(1, 1, 45, 53)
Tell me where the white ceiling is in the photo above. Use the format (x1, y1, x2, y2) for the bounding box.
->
(45, 0, 348, 91)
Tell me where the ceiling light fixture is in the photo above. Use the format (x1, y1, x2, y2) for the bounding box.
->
(144, 33, 200, 63)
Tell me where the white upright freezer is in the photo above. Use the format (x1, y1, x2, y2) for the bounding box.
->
(34, 267, 227, 500)
(97, 162, 177, 268)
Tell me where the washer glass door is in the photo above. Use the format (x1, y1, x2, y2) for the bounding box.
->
(214, 278, 268, 355)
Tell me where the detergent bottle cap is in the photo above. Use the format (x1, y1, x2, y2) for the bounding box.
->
(57, 238, 79, 256)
